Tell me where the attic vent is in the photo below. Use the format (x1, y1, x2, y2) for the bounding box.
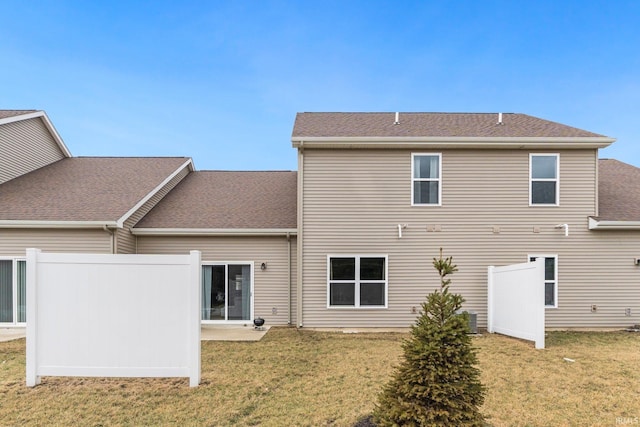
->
(394, 112, 400, 125)
(497, 112, 503, 125)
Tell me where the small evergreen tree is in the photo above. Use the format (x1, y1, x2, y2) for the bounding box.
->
(374, 249, 485, 426)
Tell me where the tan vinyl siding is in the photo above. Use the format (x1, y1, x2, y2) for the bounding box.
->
(116, 167, 191, 254)
(0, 118, 66, 184)
(0, 229, 112, 256)
(300, 148, 639, 328)
(137, 235, 297, 326)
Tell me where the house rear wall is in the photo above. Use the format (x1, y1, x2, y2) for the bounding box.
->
(137, 235, 297, 326)
(299, 147, 640, 328)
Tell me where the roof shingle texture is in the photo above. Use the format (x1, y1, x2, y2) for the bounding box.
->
(0, 157, 189, 222)
(0, 110, 37, 120)
(598, 159, 640, 221)
(292, 112, 606, 138)
(135, 171, 297, 229)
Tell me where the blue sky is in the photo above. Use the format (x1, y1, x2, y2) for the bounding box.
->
(1, 1, 639, 169)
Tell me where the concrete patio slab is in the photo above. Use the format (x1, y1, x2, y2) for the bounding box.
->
(201, 324, 270, 341)
(0, 325, 270, 343)
(0, 328, 26, 342)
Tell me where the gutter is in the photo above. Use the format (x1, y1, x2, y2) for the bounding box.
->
(291, 136, 615, 150)
(131, 228, 297, 236)
(0, 220, 118, 229)
(588, 217, 640, 230)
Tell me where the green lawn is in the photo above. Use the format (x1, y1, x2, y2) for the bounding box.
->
(0, 328, 638, 426)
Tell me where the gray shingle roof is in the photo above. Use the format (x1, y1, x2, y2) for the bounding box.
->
(598, 159, 640, 222)
(0, 110, 38, 120)
(135, 171, 297, 229)
(292, 112, 607, 139)
(0, 157, 189, 222)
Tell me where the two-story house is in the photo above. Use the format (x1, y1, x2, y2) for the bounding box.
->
(291, 112, 639, 329)
(1, 110, 639, 330)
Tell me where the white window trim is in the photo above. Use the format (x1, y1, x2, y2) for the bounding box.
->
(528, 254, 558, 308)
(529, 153, 560, 206)
(0, 257, 26, 326)
(326, 255, 388, 309)
(411, 153, 442, 206)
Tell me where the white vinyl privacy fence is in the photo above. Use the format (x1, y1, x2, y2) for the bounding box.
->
(26, 249, 201, 387)
(487, 258, 545, 349)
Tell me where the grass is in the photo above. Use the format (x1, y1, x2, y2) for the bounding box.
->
(0, 328, 638, 426)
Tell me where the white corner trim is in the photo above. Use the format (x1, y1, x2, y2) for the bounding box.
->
(589, 217, 640, 230)
(0, 111, 72, 157)
(116, 158, 194, 228)
(0, 220, 118, 229)
(131, 228, 298, 236)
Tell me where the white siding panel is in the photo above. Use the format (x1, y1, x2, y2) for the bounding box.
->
(137, 236, 297, 326)
(300, 148, 640, 328)
(0, 118, 66, 184)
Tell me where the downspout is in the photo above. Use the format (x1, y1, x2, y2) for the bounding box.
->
(594, 150, 599, 217)
(287, 231, 292, 325)
(103, 225, 115, 254)
(296, 143, 304, 327)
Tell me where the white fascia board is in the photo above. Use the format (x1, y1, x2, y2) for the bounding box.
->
(0, 220, 118, 229)
(292, 136, 615, 150)
(116, 158, 194, 228)
(0, 111, 72, 157)
(589, 217, 640, 230)
(131, 228, 298, 236)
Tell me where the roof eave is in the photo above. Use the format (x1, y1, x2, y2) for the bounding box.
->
(291, 136, 615, 149)
(0, 220, 119, 229)
(588, 217, 640, 230)
(0, 111, 72, 157)
(131, 228, 298, 236)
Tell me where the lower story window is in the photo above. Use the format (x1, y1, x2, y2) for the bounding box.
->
(328, 255, 387, 308)
(529, 255, 557, 308)
(0, 259, 26, 324)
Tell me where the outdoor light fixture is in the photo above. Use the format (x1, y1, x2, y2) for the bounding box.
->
(261, 262, 267, 270)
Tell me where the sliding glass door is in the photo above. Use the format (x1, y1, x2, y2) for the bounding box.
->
(0, 259, 26, 325)
(202, 263, 252, 322)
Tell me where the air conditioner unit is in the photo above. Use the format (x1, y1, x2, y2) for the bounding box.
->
(456, 310, 478, 334)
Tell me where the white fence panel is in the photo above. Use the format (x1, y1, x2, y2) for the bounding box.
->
(487, 258, 545, 349)
(26, 249, 201, 387)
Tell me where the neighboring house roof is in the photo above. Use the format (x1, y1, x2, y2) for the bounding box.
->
(0, 157, 192, 227)
(291, 112, 614, 149)
(0, 110, 38, 120)
(591, 159, 640, 228)
(133, 171, 297, 235)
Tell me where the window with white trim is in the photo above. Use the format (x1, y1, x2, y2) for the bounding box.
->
(412, 153, 441, 205)
(529, 255, 558, 308)
(328, 256, 387, 308)
(530, 154, 559, 205)
(0, 258, 26, 325)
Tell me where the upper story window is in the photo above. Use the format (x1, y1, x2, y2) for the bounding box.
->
(530, 154, 559, 205)
(327, 255, 387, 308)
(412, 153, 441, 206)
